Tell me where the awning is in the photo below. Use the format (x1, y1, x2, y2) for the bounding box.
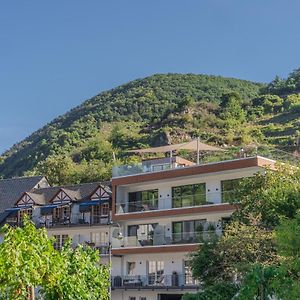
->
(128, 139, 223, 153)
(79, 199, 109, 213)
(40, 205, 58, 216)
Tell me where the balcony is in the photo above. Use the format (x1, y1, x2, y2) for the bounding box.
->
(112, 230, 221, 248)
(115, 191, 234, 215)
(37, 214, 110, 228)
(112, 273, 199, 289)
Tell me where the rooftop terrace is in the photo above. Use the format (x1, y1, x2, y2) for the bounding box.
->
(112, 146, 300, 178)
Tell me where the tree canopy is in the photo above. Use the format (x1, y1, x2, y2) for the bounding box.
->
(187, 164, 300, 300)
(0, 218, 109, 300)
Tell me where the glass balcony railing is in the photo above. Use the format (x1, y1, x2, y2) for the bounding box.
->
(112, 273, 199, 289)
(112, 163, 173, 178)
(116, 198, 159, 214)
(115, 191, 236, 214)
(112, 147, 300, 178)
(112, 230, 221, 248)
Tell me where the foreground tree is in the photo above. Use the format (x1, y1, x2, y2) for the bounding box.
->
(188, 220, 277, 300)
(188, 164, 300, 299)
(0, 219, 109, 300)
(237, 212, 300, 300)
(232, 165, 300, 228)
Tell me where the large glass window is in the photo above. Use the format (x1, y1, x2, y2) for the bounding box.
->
(127, 262, 136, 275)
(172, 183, 206, 208)
(172, 219, 206, 244)
(128, 189, 158, 212)
(128, 223, 157, 246)
(221, 179, 241, 203)
(91, 232, 107, 246)
(148, 261, 164, 285)
(184, 260, 194, 285)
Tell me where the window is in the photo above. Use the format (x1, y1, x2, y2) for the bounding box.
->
(148, 261, 164, 285)
(53, 234, 69, 250)
(127, 262, 136, 275)
(128, 225, 138, 236)
(172, 219, 206, 243)
(172, 183, 206, 208)
(101, 203, 109, 215)
(61, 234, 68, 247)
(128, 189, 158, 212)
(91, 232, 107, 246)
(92, 205, 101, 224)
(140, 297, 147, 300)
(221, 179, 241, 202)
(129, 297, 136, 300)
(183, 260, 197, 285)
(127, 223, 158, 246)
(19, 208, 33, 223)
(128, 223, 157, 246)
(152, 164, 170, 172)
(53, 205, 70, 222)
(92, 203, 109, 224)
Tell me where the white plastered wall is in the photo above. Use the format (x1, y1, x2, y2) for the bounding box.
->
(116, 166, 263, 210)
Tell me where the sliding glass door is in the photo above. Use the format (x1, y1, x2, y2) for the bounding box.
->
(148, 261, 164, 285)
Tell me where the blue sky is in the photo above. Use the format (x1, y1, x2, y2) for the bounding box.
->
(0, 1, 299, 153)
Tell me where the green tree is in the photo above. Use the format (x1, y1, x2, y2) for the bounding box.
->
(183, 282, 238, 300)
(237, 264, 279, 300)
(32, 154, 77, 185)
(283, 93, 300, 110)
(238, 212, 300, 300)
(42, 243, 109, 300)
(190, 221, 277, 286)
(270, 212, 300, 300)
(219, 92, 246, 129)
(232, 166, 300, 228)
(0, 218, 109, 300)
(252, 94, 283, 113)
(0, 218, 60, 299)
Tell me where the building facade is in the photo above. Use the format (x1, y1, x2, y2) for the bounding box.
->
(0, 155, 275, 300)
(0, 181, 112, 264)
(110, 156, 274, 300)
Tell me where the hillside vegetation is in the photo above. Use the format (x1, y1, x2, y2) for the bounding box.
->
(0, 71, 300, 185)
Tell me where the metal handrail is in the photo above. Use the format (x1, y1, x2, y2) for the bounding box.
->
(111, 273, 199, 288)
(36, 214, 111, 228)
(112, 229, 221, 248)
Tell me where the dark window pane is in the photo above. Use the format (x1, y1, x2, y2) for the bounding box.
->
(128, 189, 158, 212)
(172, 186, 182, 208)
(172, 183, 206, 208)
(128, 225, 138, 236)
(221, 179, 240, 202)
(173, 222, 182, 242)
(194, 183, 206, 205)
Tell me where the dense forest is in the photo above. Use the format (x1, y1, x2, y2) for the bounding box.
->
(0, 70, 300, 184)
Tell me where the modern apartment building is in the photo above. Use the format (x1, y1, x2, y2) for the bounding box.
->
(0, 154, 276, 300)
(110, 155, 275, 300)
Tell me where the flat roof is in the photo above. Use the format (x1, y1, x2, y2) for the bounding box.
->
(112, 156, 276, 186)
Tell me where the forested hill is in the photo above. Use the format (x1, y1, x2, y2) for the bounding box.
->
(0, 71, 300, 185)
